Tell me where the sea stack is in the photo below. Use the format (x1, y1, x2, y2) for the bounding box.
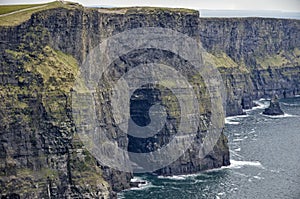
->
(263, 95, 284, 115)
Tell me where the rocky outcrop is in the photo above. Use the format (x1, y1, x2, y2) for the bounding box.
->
(263, 95, 284, 115)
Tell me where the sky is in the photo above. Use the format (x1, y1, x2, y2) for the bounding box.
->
(0, 0, 300, 12)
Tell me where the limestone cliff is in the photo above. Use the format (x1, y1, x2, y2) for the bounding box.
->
(200, 18, 300, 115)
(0, 3, 227, 198)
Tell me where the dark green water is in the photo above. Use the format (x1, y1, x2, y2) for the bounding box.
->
(119, 97, 300, 199)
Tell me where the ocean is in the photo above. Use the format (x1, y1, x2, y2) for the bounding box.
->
(119, 96, 300, 199)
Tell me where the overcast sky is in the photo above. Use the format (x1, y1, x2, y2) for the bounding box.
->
(1, 0, 300, 12)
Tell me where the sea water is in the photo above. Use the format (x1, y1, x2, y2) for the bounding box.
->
(119, 97, 300, 199)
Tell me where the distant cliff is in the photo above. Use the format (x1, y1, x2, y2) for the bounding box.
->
(199, 18, 300, 115)
(0, 2, 299, 198)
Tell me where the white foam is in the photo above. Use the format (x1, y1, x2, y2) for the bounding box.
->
(221, 160, 264, 169)
(229, 150, 244, 158)
(245, 100, 269, 111)
(253, 175, 263, 180)
(248, 129, 256, 134)
(157, 175, 186, 180)
(217, 192, 225, 196)
(157, 160, 263, 181)
(232, 171, 248, 177)
(282, 102, 299, 107)
(117, 193, 125, 199)
(226, 114, 249, 120)
(225, 114, 249, 124)
(259, 98, 271, 101)
(234, 148, 241, 152)
(225, 119, 240, 125)
(262, 113, 299, 118)
(130, 176, 144, 183)
(233, 138, 244, 142)
(157, 171, 206, 180)
(128, 177, 155, 191)
(270, 169, 280, 173)
(129, 181, 159, 191)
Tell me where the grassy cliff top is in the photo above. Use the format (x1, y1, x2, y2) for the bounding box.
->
(0, 1, 82, 26)
(97, 6, 198, 15)
(0, 1, 198, 26)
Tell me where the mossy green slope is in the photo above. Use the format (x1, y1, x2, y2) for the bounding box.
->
(0, 1, 82, 26)
(0, 24, 110, 197)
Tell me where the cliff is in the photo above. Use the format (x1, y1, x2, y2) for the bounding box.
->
(0, 1, 299, 198)
(200, 18, 300, 115)
(0, 2, 228, 198)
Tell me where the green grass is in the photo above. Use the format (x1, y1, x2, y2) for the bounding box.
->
(202, 52, 250, 74)
(256, 48, 300, 69)
(2, 45, 79, 126)
(6, 46, 78, 93)
(203, 52, 238, 68)
(0, 4, 43, 15)
(0, 1, 198, 26)
(0, 1, 81, 26)
(97, 6, 198, 15)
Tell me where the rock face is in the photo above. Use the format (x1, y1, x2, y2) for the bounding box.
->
(0, 6, 227, 198)
(199, 18, 300, 116)
(263, 95, 284, 115)
(0, 3, 299, 198)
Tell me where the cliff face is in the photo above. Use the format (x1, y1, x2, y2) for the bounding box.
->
(199, 18, 300, 115)
(0, 5, 229, 198)
(0, 3, 299, 198)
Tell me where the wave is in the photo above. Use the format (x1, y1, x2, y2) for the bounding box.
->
(253, 175, 264, 180)
(217, 192, 226, 196)
(157, 175, 187, 180)
(232, 136, 247, 142)
(258, 98, 270, 101)
(244, 100, 269, 112)
(229, 150, 244, 159)
(128, 176, 159, 191)
(225, 114, 249, 124)
(233, 138, 244, 142)
(234, 147, 241, 152)
(128, 181, 161, 191)
(226, 115, 249, 120)
(223, 160, 264, 169)
(155, 159, 263, 182)
(117, 193, 125, 199)
(261, 113, 299, 118)
(282, 102, 300, 107)
(130, 176, 145, 183)
(225, 119, 240, 125)
(248, 129, 256, 134)
(157, 172, 206, 180)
